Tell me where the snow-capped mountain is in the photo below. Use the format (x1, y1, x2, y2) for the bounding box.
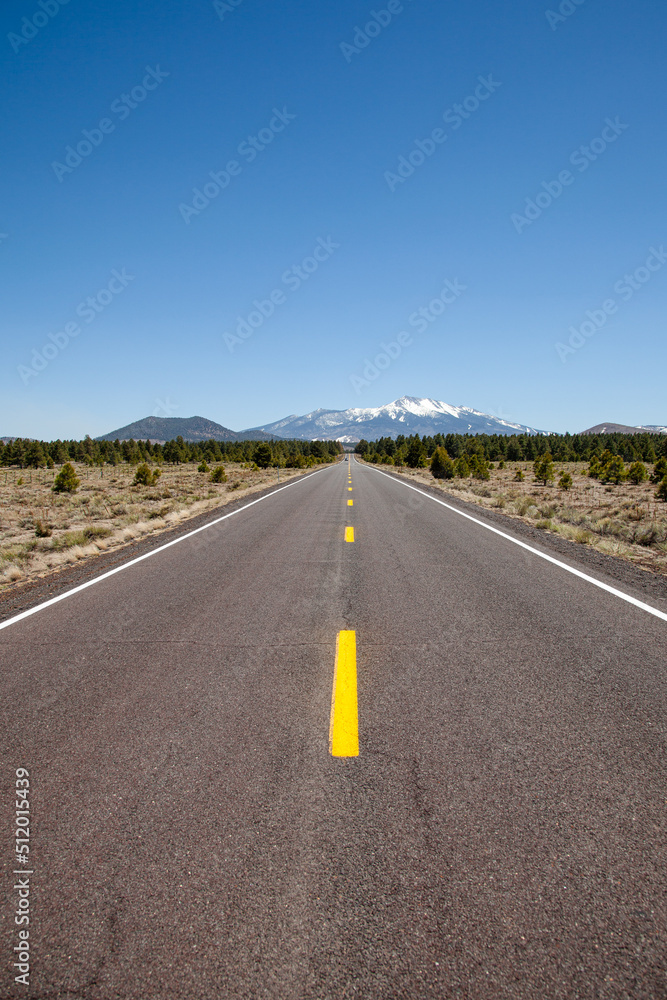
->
(241, 396, 549, 442)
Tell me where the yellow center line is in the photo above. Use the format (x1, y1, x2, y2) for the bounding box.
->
(345, 526, 354, 542)
(348, 499, 353, 506)
(329, 630, 359, 757)
(348, 487, 353, 491)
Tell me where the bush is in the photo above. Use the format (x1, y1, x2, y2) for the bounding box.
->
(210, 465, 227, 483)
(514, 469, 524, 482)
(133, 463, 161, 486)
(559, 472, 573, 491)
(627, 461, 648, 485)
(53, 462, 80, 494)
(430, 447, 454, 480)
(34, 519, 52, 538)
(656, 476, 667, 502)
(197, 461, 210, 473)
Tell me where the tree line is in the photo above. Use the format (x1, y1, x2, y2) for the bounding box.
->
(1, 436, 342, 469)
(354, 430, 667, 467)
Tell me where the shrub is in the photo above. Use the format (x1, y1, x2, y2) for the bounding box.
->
(53, 462, 80, 494)
(430, 447, 454, 480)
(498, 460, 505, 469)
(133, 463, 161, 486)
(34, 519, 52, 538)
(198, 461, 210, 473)
(559, 472, 573, 491)
(210, 465, 227, 483)
(514, 469, 524, 482)
(627, 461, 648, 485)
(656, 476, 667, 502)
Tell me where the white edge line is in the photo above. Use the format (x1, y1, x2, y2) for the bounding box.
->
(367, 465, 667, 624)
(0, 465, 334, 633)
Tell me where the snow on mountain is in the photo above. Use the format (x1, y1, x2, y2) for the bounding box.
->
(241, 396, 549, 442)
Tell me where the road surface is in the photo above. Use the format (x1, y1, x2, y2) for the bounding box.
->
(1, 457, 666, 999)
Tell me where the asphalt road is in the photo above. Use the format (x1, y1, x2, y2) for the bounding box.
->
(1, 457, 666, 999)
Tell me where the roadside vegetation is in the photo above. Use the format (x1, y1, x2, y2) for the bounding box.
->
(356, 431, 667, 575)
(0, 436, 340, 590)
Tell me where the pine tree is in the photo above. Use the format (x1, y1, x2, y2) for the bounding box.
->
(534, 452, 555, 486)
(453, 456, 470, 478)
(600, 454, 625, 484)
(656, 476, 667, 502)
(405, 438, 426, 468)
(651, 457, 667, 483)
(430, 447, 454, 479)
(25, 441, 47, 468)
(558, 472, 573, 491)
(627, 461, 647, 485)
(53, 462, 80, 493)
(253, 442, 273, 468)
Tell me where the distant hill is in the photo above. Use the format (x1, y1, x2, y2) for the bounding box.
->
(242, 395, 551, 442)
(96, 416, 277, 443)
(581, 422, 667, 435)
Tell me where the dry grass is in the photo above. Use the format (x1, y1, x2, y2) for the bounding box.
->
(0, 461, 306, 591)
(379, 461, 667, 575)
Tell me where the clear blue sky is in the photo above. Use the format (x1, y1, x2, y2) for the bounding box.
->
(1, 0, 665, 438)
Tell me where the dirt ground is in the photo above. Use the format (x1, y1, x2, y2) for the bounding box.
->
(381, 461, 667, 576)
(0, 461, 306, 592)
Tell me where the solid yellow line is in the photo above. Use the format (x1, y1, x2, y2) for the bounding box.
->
(329, 631, 359, 757)
(348, 499, 353, 506)
(345, 526, 354, 542)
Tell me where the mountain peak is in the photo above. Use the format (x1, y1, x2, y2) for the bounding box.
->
(242, 396, 549, 441)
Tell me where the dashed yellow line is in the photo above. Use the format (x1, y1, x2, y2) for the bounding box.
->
(329, 630, 359, 757)
(345, 526, 354, 543)
(348, 499, 353, 506)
